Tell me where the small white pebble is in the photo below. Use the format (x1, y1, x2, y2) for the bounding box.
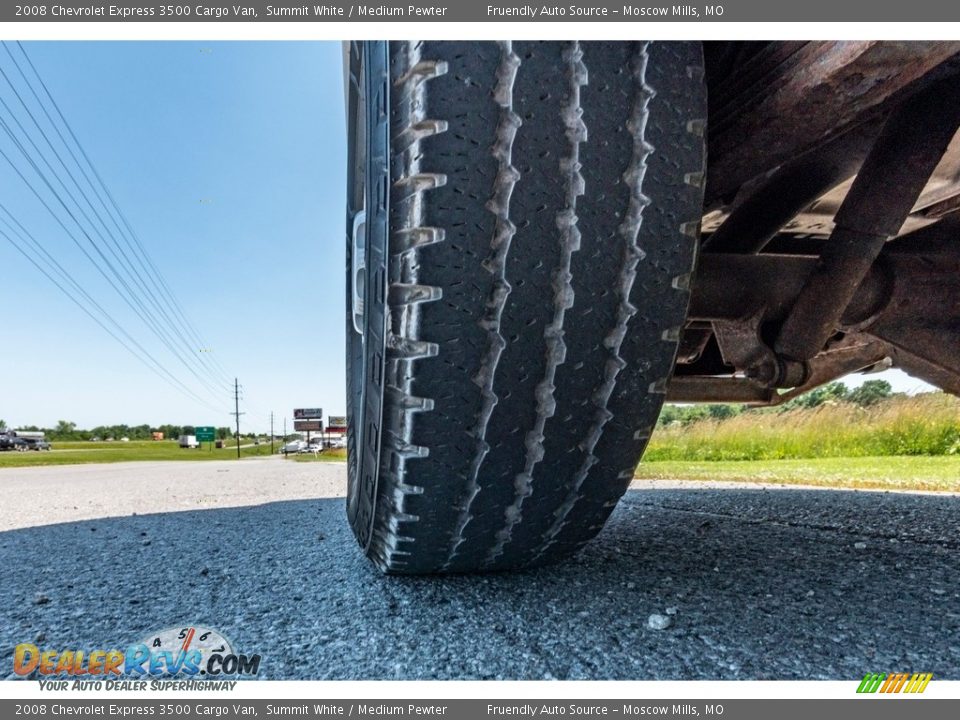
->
(854, 542, 867, 550)
(647, 613, 672, 630)
(665, 607, 678, 616)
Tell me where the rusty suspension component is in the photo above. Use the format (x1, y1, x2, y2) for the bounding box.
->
(702, 121, 882, 255)
(773, 76, 960, 363)
(706, 41, 960, 205)
(673, 235, 960, 403)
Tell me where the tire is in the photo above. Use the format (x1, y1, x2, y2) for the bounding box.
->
(346, 41, 706, 574)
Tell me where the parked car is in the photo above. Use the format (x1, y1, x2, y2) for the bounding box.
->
(21, 437, 51, 451)
(0, 434, 29, 452)
(281, 440, 306, 454)
(328, 437, 346, 449)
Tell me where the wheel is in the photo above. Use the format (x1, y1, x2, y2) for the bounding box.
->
(346, 41, 706, 574)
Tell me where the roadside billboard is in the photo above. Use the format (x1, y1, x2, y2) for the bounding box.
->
(293, 408, 323, 420)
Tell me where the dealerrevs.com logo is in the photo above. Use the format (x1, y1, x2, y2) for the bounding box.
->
(13, 626, 261, 687)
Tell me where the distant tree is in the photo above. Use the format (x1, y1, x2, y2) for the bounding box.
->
(658, 405, 682, 426)
(157, 424, 183, 440)
(217, 427, 230, 440)
(785, 381, 850, 410)
(849, 379, 893, 407)
(706, 404, 739, 420)
(54, 420, 77, 437)
(657, 404, 713, 426)
(0, 419, 6, 432)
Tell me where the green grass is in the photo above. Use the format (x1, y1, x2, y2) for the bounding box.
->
(0, 439, 277, 467)
(646, 393, 960, 461)
(635, 456, 960, 492)
(638, 394, 960, 491)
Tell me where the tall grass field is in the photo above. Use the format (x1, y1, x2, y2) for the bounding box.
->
(645, 393, 960, 462)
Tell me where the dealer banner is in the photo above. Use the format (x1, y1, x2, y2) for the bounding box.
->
(4, 0, 960, 22)
(0, 699, 957, 720)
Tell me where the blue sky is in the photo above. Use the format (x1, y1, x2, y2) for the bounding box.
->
(0, 42, 346, 433)
(0, 41, 931, 434)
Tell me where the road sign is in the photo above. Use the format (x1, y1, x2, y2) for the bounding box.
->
(327, 415, 347, 432)
(294, 408, 323, 420)
(196, 426, 216, 442)
(294, 420, 323, 432)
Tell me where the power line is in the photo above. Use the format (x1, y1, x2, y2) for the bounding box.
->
(0, 44, 251, 422)
(0, 54, 233, 396)
(10, 41, 235, 388)
(0, 86, 234, 402)
(0, 216, 225, 416)
(0, 223, 225, 415)
(0, 108, 228, 405)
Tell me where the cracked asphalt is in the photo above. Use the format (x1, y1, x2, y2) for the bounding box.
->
(1, 458, 957, 679)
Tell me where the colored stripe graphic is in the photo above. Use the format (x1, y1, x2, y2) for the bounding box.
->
(857, 673, 886, 693)
(904, 674, 921, 693)
(857, 672, 932, 693)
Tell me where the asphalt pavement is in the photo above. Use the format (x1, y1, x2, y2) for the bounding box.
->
(1, 459, 957, 680)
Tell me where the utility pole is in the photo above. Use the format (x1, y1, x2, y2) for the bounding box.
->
(270, 412, 274, 454)
(232, 378, 245, 460)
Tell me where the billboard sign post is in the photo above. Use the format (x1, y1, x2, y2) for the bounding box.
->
(293, 411, 323, 447)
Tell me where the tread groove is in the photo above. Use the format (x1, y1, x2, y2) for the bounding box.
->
(529, 41, 656, 563)
(443, 41, 523, 571)
(486, 41, 589, 566)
